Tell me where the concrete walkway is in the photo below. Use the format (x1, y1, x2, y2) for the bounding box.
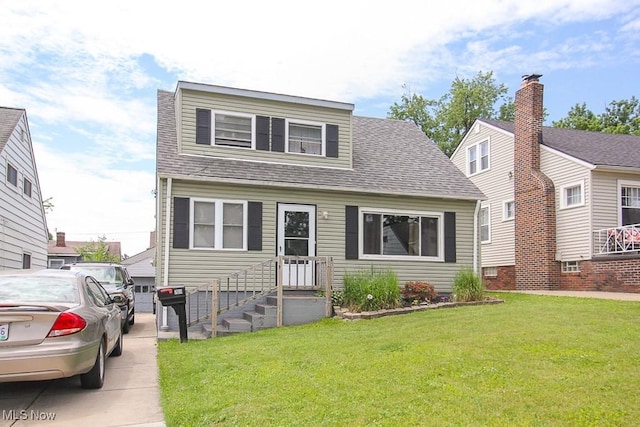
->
(498, 290, 640, 301)
(0, 312, 165, 427)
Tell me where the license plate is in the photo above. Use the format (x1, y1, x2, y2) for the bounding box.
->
(0, 323, 8, 341)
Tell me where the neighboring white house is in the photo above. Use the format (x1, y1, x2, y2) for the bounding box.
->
(0, 107, 48, 270)
(451, 75, 640, 293)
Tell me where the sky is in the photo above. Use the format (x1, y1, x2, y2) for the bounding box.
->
(1, 0, 639, 257)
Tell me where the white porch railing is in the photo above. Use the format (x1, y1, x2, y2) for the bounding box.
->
(594, 223, 640, 255)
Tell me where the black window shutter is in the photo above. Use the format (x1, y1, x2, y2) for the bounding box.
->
(326, 124, 339, 158)
(444, 212, 456, 263)
(345, 205, 359, 259)
(256, 116, 270, 151)
(196, 109, 211, 145)
(248, 202, 263, 251)
(173, 197, 190, 249)
(271, 118, 285, 152)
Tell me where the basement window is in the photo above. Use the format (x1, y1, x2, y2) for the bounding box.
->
(562, 261, 580, 273)
(483, 267, 498, 277)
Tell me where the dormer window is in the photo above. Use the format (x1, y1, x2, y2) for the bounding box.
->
(215, 113, 254, 148)
(286, 120, 324, 155)
(196, 108, 255, 149)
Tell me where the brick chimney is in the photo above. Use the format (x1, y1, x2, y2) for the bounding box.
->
(514, 74, 559, 290)
(149, 231, 157, 249)
(56, 231, 66, 247)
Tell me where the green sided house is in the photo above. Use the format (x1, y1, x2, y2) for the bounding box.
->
(155, 81, 484, 336)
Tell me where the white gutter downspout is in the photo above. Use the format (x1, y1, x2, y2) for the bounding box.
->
(473, 200, 481, 274)
(161, 177, 172, 330)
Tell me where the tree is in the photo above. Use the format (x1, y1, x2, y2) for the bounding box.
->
(388, 71, 509, 157)
(600, 96, 640, 135)
(553, 97, 640, 136)
(75, 236, 121, 262)
(552, 103, 602, 131)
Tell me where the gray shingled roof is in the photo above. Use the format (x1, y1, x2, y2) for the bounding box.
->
(482, 119, 640, 168)
(0, 107, 24, 153)
(157, 90, 484, 200)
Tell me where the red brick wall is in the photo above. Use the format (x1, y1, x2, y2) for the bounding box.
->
(514, 76, 559, 290)
(560, 258, 640, 293)
(483, 265, 516, 290)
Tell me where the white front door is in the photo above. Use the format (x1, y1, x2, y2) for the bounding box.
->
(277, 204, 316, 287)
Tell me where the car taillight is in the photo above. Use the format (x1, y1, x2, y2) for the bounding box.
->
(47, 312, 87, 337)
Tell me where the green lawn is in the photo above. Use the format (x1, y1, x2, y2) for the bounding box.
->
(158, 293, 640, 426)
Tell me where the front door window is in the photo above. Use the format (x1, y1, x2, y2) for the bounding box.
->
(277, 204, 316, 287)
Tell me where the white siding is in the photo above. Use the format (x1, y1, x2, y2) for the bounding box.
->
(540, 147, 591, 261)
(591, 170, 640, 231)
(156, 179, 477, 293)
(178, 89, 352, 169)
(451, 122, 514, 267)
(0, 113, 48, 270)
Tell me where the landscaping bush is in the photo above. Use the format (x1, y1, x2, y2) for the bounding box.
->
(452, 268, 484, 302)
(402, 281, 438, 305)
(342, 267, 400, 312)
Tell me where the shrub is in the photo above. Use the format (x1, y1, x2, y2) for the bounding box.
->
(452, 268, 484, 302)
(331, 290, 344, 307)
(342, 267, 400, 312)
(402, 281, 438, 305)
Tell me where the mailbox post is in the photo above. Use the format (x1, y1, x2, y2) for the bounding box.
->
(157, 286, 188, 343)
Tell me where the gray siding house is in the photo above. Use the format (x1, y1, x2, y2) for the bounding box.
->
(451, 76, 640, 293)
(155, 81, 484, 332)
(0, 107, 48, 270)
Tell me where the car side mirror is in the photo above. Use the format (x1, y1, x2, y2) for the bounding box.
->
(111, 295, 126, 304)
(127, 278, 134, 287)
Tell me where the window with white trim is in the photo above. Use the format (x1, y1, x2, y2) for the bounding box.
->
(483, 267, 498, 277)
(22, 253, 31, 269)
(503, 200, 514, 221)
(23, 177, 32, 198)
(6, 163, 18, 187)
(467, 139, 489, 175)
(214, 112, 254, 148)
(562, 261, 580, 273)
(480, 206, 490, 243)
(287, 120, 324, 155)
(190, 199, 247, 250)
(360, 209, 442, 259)
(560, 181, 584, 209)
(620, 181, 640, 226)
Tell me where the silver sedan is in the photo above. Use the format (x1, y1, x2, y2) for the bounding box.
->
(0, 269, 123, 389)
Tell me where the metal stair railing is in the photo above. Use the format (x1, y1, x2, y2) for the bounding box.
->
(210, 256, 333, 337)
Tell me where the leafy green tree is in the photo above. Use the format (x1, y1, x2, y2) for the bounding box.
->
(553, 97, 639, 136)
(75, 235, 121, 262)
(388, 71, 509, 156)
(600, 96, 640, 135)
(552, 103, 602, 131)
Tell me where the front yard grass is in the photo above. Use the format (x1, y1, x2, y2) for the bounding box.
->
(158, 292, 640, 426)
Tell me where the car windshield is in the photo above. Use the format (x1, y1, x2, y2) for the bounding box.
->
(0, 276, 79, 303)
(69, 267, 122, 285)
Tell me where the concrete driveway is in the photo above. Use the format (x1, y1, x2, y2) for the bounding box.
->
(0, 313, 165, 427)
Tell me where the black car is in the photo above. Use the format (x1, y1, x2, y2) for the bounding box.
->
(61, 263, 135, 333)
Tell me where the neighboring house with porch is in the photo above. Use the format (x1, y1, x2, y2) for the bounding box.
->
(451, 74, 640, 293)
(0, 107, 48, 270)
(47, 231, 122, 268)
(155, 81, 484, 334)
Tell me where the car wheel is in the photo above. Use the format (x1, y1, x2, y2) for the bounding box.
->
(129, 308, 135, 325)
(122, 316, 130, 334)
(81, 340, 105, 389)
(111, 330, 123, 357)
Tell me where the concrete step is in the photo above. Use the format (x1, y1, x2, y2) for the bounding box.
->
(223, 317, 252, 332)
(244, 310, 277, 330)
(255, 303, 277, 316)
